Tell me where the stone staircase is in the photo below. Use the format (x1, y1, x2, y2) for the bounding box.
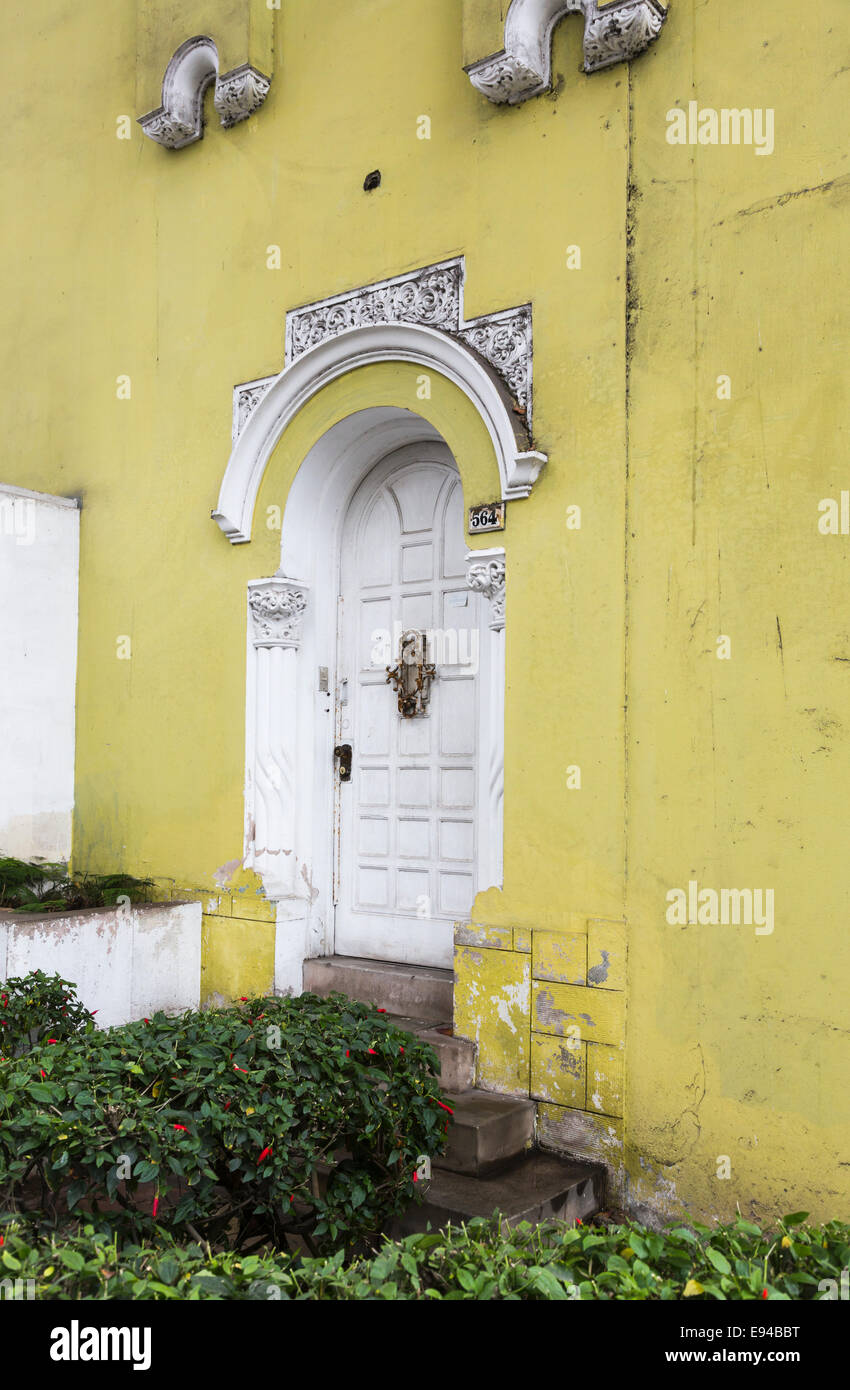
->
(302, 955, 605, 1231)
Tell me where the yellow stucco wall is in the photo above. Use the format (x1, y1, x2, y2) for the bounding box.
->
(2, 0, 847, 1224)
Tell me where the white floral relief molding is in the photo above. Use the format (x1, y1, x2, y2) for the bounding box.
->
(138, 36, 271, 149)
(466, 0, 667, 105)
(232, 258, 535, 444)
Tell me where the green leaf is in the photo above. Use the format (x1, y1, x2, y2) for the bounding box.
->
(705, 1247, 732, 1275)
(59, 1248, 85, 1271)
(782, 1211, 810, 1227)
(28, 1082, 59, 1103)
(156, 1256, 180, 1286)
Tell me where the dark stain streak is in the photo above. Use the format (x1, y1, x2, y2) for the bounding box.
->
(716, 172, 850, 226)
(689, 600, 706, 630)
(776, 615, 786, 696)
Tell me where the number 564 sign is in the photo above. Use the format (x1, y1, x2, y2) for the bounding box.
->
(468, 501, 505, 533)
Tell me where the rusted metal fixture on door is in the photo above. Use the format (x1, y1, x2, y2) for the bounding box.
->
(385, 629, 436, 718)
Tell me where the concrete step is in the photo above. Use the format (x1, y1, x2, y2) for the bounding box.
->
(435, 1089, 535, 1177)
(392, 1151, 606, 1236)
(385, 1015, 476, 1092)
(303, 956, 453, 1024)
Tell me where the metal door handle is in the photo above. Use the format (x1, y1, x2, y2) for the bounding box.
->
(334, 743, 353, 782)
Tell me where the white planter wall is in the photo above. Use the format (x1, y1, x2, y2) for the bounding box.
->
(0, 901, 201, 1028)
(0, 483, 80, 861)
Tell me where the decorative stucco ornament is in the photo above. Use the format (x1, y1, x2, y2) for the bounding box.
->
(138, 36, 270, 149)
(248, 580, 308, 648)
(466, 0, 667, 105)
(231, 259, 534, 445)
(466, 555, 506, 631)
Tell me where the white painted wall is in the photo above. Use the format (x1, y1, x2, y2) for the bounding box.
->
(0, 484, 80, 861)
(0, 901, 202, 1028)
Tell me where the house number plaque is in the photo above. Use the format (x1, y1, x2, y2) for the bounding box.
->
(468, 501, 505, 534)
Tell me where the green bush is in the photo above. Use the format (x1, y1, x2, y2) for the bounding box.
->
(0, 991, 448, 1253)
(0, 971, 96, 1058)
(0, 858, 153, 914)
(1, 1212, 847, 1300)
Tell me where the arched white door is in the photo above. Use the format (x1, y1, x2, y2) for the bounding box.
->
(334, 446, 481, 967)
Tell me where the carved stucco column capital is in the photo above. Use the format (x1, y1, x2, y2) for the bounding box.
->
(466, 549, 506, 632)
(248, 577, 309, 649)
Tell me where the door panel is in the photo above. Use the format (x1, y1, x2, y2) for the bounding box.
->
(334, 453, 480, 966)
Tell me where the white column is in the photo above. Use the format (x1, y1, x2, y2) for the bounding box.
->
(245, 577, 309, 900)
(465, 548, 506, 890)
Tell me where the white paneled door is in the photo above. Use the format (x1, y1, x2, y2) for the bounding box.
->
(334, 447, 481, 967)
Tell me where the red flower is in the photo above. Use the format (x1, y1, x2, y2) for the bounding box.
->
(173, 1124, 188, 1131)
(290, 1195, 294, 1203)
(233, 1064, 248, 1073)
(39, 1069, 45, 1079)
(152, 1196, 159, 1219)
(345, 1050, 349, 1057)
(368, 1048, 377, 1055)
(224, 1101, 232, 1111)
(377, 1008, 386, 1013)
(0, 1236, 4, 1246)
(575, 1218, 583, 1227)
(144, 1018, 150, 1024)
(413, 1172, 418, 1183)
(436, 1100, 453, 1115)
(47, 1039, 58, 1045)
(258, 1146, 272, 1163)
(762, 1289, 768, 1300)
(240, 997, 248, 1002)
(399, 1046, 404, 1054)
(90, 1011, 98, 1017)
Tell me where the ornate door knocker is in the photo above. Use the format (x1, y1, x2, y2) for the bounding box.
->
(386, 629, 436, 718)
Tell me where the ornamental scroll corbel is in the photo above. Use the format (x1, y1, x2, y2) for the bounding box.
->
(466, 551, 506, 632)
(466, 0, 667, 106)
(138, 36, 270, 149)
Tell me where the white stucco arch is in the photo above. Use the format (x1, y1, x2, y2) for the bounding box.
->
(212, 322, 547, 546)
(241, 407, 506, 992)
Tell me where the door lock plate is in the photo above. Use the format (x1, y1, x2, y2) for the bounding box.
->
(334, 743, 353, 781)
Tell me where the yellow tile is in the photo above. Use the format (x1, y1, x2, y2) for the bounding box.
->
(537, 1105, 625, 1163)
(228, 892, 276, 922)
(587, 919, 627, 991)
(200, 914, 275, 1004)
(532, 981, 625, 1047)
(532, 929, 587, 985)
(454, 945, 530, 1094)
(586, 1042, 624, 1118)
(455, 923, 513, 949)
(531, 1032, 586, 1108)
(513, 926, 533, 953)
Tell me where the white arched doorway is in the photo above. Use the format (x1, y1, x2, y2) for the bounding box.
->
(241, 408, 506, 988)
